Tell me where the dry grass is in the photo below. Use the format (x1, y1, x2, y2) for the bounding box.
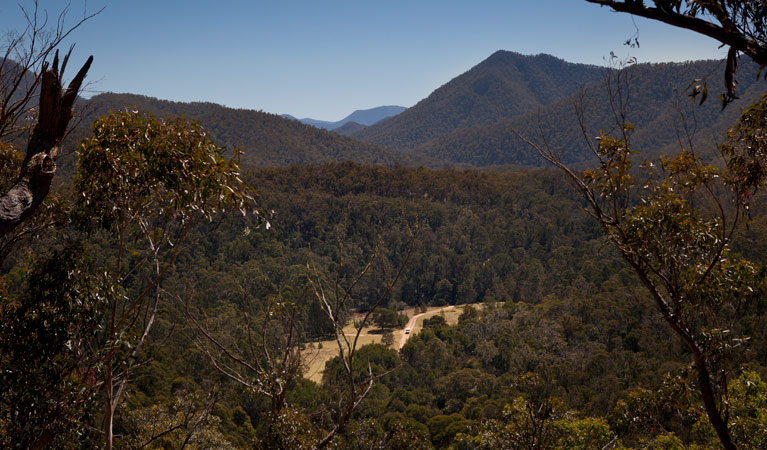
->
(301, 303, 485, 383)
(302, 321, 382, 383)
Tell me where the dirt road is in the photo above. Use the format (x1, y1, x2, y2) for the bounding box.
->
(398, 305, 455, 349)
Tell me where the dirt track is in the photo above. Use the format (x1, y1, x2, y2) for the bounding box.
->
(398, 305, 455, 349)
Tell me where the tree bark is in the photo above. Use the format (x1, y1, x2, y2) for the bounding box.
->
(0, 51, 92, 239)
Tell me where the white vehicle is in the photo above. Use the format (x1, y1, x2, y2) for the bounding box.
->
(405, 328, 411, 334)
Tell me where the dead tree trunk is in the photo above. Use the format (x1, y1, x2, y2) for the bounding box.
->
(0, 51, 92, 239)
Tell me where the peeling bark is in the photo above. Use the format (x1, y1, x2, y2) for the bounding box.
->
(0, 51, 92, 239)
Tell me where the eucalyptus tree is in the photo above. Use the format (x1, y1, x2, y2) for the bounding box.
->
(74, 110, 256, 449)
(510, 3, 767, 447)
(516, 22, 767, 450)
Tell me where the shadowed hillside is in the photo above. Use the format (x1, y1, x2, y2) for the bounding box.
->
(334, 121, 367, 135)
(412, 59, 767, 167)
(350, 51, 604, 149)
(69, 94, 439, 168)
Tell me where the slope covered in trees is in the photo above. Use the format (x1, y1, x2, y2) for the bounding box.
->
(69, 93, 439, 168)
(122, 162, 767, 448)
(65, 53, 767, 172)
(347, 53, 767, 169)
(349, 51, 604, 150)
(334, 121, 368, 135)
(414, 58, 767, 167)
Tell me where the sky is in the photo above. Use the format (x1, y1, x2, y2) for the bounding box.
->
(0, 1, 725, 121)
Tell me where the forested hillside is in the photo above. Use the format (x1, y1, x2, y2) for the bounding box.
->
(413, 59, 767, 167)
(334, 121, 368, 135)
(4, 0, 767, 443)
(124, 162, 767, 448)
(346, 53, 767, 169)
(67, 94, 437, 168)
(66, 55, 767, 172)
(350, 51, 604, 149)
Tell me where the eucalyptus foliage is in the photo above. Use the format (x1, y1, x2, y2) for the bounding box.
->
(0, 244, 105, 449)
(74, 110, 256, 233)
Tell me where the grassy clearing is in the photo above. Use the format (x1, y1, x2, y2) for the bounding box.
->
(302, 321, 381, 383)
(301, 303, 485, 383)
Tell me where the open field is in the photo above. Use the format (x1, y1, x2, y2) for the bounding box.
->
(302, 303, 485, 383)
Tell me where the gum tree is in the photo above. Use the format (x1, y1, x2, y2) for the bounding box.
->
(74, 110, 256, 449)
(509, 3, 767, 448)
(515, 62, 767, 450)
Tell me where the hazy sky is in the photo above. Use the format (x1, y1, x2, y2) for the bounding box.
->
(0, 1, 724, 121)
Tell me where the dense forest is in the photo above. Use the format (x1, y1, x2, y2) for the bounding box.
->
(115, 163, 766, 448)
(65, 94, 438, 169)
(5, 159, 766, 447)
(4, 1, 767, 449)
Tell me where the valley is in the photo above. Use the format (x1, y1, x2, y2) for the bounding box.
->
(302, 304, 475, 383)
(3, 3, 767, 446)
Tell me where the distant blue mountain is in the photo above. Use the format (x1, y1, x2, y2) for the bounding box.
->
(279, 115, 335, 129)
(282, 105, 406, 130)
(342, 106, 407, 127)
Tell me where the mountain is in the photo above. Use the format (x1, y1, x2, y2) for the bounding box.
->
(68, 94, 440, 169)
(1, 58, 41, 146)
(341, 105, 407, 126)
(63, 52, 766, 172)
(0, 59, 36, 103)
(349, 51, 605, 149)
(280, 114, 337, 130)
(281, 105, 406, 130)
(410, 58, 767, 167)
(334, 121, 367, 136)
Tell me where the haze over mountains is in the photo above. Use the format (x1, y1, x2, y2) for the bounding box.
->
(281, 105, 406, 130)
(70, 50, 767, 171)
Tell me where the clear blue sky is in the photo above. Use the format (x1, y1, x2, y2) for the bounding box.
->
(0, 1, 723, 121)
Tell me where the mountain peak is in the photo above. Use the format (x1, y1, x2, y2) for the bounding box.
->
(350, 50, 605, 149)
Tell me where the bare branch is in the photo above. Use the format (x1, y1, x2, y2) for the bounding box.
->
(0, 51, 92, 238)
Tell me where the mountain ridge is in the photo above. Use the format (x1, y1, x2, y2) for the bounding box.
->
(281, 105, 406, 130)
(68, 94, 438, 169)
(61, 51, 767, 173)
(410, 58, 767, 167)
(349, 51, 605, 149)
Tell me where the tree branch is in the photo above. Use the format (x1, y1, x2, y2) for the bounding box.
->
(0, 51, 92, 238)
(586, 1, 767, 66)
